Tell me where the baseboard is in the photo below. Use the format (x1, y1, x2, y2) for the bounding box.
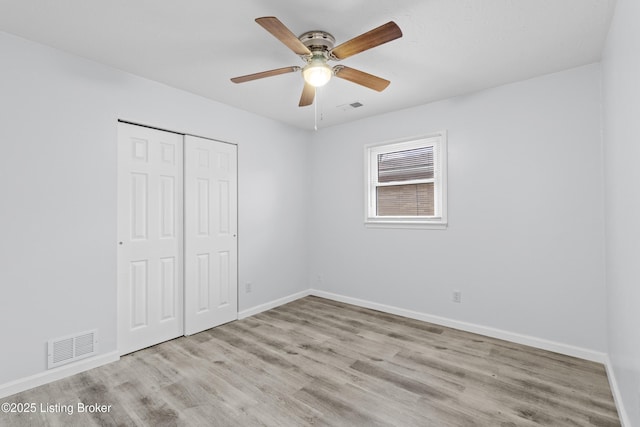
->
(0, 351, 120, 400)
(604, 356, 631, 427)
(309, 289, 607, 363)
(238, 289, 311, 319)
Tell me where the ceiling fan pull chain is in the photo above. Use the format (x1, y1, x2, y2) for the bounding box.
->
(314, 88, 319, 131)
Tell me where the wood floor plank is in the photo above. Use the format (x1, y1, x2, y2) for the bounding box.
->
(0, 296, 620, 426)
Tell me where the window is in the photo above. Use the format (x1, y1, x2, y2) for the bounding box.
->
(365, 132, 447, 229)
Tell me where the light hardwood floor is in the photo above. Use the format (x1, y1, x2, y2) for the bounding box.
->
(1, 296, 620, 426)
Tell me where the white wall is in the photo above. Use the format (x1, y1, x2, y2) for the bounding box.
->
(0, 31, 310, 386)
(602, 0, 640, 424)
(309, 63, 607, 353)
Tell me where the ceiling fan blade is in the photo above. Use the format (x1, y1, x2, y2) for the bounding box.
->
(333, 66, 390, 92)
(230, 66, 300, 84)
(330, 21, 402, 60)
(255, 17, 312, 56)
(299, 83, 315, 107)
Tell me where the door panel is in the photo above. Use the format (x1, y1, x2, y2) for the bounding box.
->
(184, 135, 238, 335)
(117, 123, 184, 355)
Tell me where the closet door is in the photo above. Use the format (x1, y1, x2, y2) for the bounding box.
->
(184, 135, 238, 335)
(117, 123, 184, 355)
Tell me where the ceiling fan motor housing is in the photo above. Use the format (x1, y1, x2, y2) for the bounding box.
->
(299, 31, 336, 57)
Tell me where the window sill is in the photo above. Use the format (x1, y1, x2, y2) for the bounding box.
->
(364, 219, 448, 230)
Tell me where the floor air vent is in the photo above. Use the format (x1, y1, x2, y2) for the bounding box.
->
(47, 329, 98, 369)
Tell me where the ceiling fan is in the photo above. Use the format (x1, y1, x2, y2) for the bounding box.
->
(231, 17, 403, 107)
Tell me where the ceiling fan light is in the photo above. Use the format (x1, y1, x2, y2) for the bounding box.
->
(302, 58, 333, 87)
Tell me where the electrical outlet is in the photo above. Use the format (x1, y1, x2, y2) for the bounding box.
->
(245, 282, 252, 293)
(452, 290, 462, 303)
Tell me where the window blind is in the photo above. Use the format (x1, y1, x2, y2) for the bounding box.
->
(376, 146, 435, 216)
(377, 146, 434, 183)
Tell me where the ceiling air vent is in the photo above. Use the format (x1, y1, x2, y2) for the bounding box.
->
(337, 102, 364, 111)
(47, 329, 98, 369)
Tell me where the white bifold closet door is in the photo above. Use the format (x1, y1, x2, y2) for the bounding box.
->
(184, 134, 238, 335)
(117, 124, 237, 355)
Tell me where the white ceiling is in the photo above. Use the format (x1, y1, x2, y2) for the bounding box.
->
(0, 0, 616, 130)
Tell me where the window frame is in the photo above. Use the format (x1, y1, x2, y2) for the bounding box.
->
(364, 132, 448, 229)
